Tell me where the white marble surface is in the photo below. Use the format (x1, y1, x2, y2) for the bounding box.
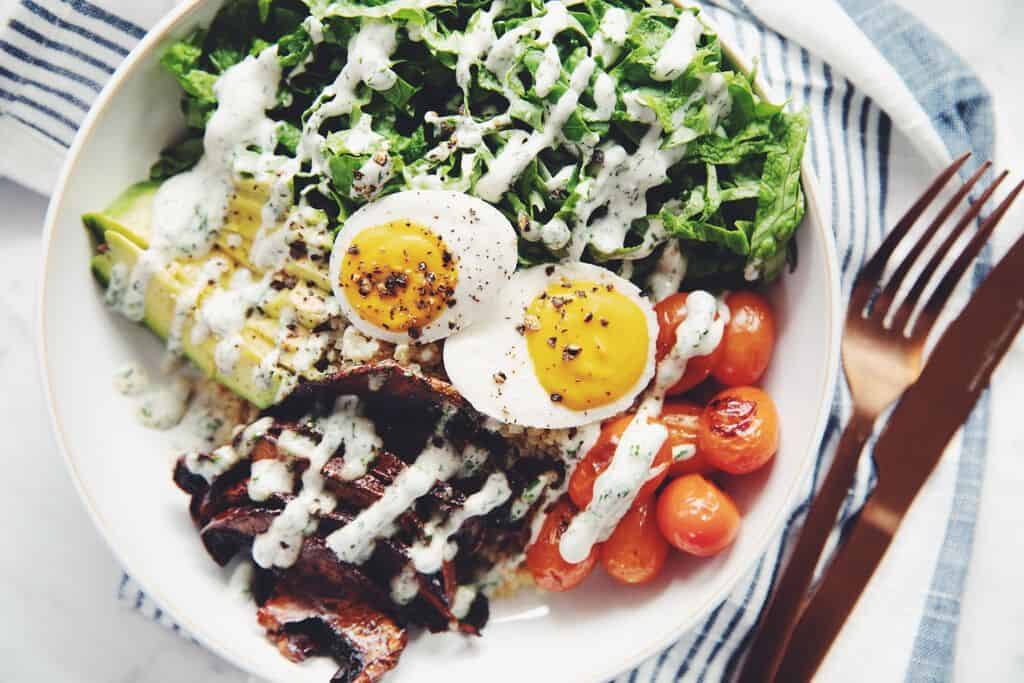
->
(2, 1, 1023, 681)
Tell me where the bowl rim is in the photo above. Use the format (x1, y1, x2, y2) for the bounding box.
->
(35, 2, 842, 681)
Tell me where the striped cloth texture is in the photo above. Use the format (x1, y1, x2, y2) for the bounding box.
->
(0, 0, 994, 681)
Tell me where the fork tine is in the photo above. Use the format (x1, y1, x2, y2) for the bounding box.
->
(910, 179, 1024, 340)
(889, 171, 1009, 334)
(869, 161, 992, 320)
(855, 152, 971, 290)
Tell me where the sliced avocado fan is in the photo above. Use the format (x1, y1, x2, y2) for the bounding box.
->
(87, 182, 338, 410)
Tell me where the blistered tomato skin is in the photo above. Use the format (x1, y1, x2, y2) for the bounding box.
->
(655, 293, 725, 395)
(526, 497, 598, 592)
(656, 475, 741, 557)
(713, 291, 776, 387)
(600, 502, 669, 585)
(699, 386, 780, 475)
(568, 414, 671, 509)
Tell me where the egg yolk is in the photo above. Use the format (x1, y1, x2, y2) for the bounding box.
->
(525, 279, 650, 410)
(339, 220, 458, 337)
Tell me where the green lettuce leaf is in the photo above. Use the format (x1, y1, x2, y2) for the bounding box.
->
(150, 136, 204, 180)
(308, 0, 455, 20)
(749, 110, 810, 280)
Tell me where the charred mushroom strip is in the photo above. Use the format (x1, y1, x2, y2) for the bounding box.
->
(258, 592, 407, 683)
(175, 363, 565, 677)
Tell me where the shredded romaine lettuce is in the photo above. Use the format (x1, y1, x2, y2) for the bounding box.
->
(155, 0, 809, 287)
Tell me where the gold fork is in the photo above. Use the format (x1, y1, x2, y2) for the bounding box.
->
(737, 153, 1024, 683)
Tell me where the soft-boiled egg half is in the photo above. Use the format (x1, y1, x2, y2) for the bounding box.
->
(329, 190, 519, 344)
(444, 263, 659, 428)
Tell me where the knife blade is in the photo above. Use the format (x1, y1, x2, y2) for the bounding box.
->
(773, 228, 1024, 682)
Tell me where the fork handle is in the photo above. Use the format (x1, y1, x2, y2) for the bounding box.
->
(736, 410, 876, 683)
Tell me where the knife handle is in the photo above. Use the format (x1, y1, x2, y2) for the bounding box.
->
(737, 412, 877, 683)
(772, 489, 904, 682)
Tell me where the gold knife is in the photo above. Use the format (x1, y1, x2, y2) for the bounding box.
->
(772, 228, 1024, 682)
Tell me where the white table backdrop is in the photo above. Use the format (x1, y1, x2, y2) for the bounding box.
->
(2, 1, 1022, 680)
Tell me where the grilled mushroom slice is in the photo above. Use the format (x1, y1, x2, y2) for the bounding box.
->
(174, 362, 566, 680)
(258, 591, 407, 683)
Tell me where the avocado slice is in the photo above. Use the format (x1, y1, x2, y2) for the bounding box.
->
(83, 181, 159, 248)
(92, 231, 281, 408)
(86, 175, 345, 410)
(87, 179, 333, 291)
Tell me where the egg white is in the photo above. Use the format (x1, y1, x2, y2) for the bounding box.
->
(329, 190, 519, 344)
(443, 263, 659, 429)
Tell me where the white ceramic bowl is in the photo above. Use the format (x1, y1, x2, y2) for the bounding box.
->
(38, 3, 841, 681)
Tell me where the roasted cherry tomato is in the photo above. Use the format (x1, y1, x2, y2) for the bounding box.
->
(660, 401, 713, 478)
(656, 475, 740, 557)
(654, 292, 725, 395)
(569, 414, 671, 509)
(713, 291, 777, 387)
(600, 502, 669, 585)
(699, 386, 779, 475)
(526, 496, 598, 591)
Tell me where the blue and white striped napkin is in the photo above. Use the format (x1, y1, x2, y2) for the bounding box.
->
(2, 0, 994, 681)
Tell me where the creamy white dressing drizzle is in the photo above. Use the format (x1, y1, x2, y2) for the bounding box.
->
(249, 459, 294, 501)
(407, 472, 511, 574)
(329, 114, 387, 155)
(255, 306, 295, 392)
(648, 240, 687, 302)
(169, 257, 231, 356)
(325, 395, 384, 481)
(191, 268, 274, 375)
(451, 585, 478, 620)
(185, 416, 275, 483)
(591, 72, 618, 120)
(304, 15, 325, 44)
(744, 257, 763, 282)
(484, 0, 578, 83)
(113, 362, 149, 396)
(697, 73, 734, 131)
(340, 325, 381, 362)
(249, 220, 291, 272)
(249, 395, 384, 568)
(622, 90, 658, 124)
(652, 11, 703, 82)
(137, 376, 191, 430)
(292, 331, 331, 374)
(566, 122, 686, 259)
(351, 152, 395, 201)
(559, 291, 728, 563)
(115, 47, 283, 323)
(390, 566, 420, 605)
(325, 438, 463, 565)
(312, 0, 454, 20)
(458, 443, 491, 478)
(527, 422, 600, 546)
(252, 439, 327, 567)
(543, 165, 576, 193)
(539, 217, 571, 250)
(509, 471, 556, 521)
(672, 443, 697, 462)
(296, 21, 399, 181)
(534, 44, 562, 98)
(592, 7, 629, 66)
(455, 0, 505, 90)
(476, 57, 595, 202)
